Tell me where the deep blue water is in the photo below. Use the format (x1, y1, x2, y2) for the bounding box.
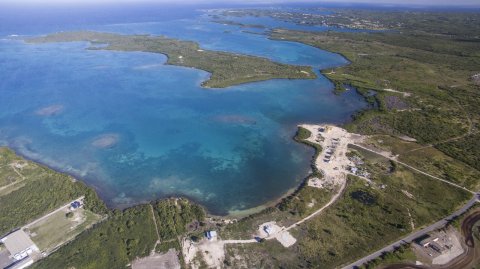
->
(0, 4, 368, 214)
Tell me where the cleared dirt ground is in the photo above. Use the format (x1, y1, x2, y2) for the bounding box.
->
(132, 249, 181, 269)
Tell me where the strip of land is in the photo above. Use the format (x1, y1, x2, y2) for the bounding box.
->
(26, 31, 316, 88)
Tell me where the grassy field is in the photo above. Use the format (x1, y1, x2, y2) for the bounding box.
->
(359, 245, 416, 269)
(0, 149, 29, 193)
(0, 152, 23, 187)
(0, 148, 106, 236)
(27, 208, 102, 253)
(364, 135, 480, 190)
(27, 31, 316, 88)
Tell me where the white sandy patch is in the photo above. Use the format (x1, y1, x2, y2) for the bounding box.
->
(383, 88, 411, 97)
(300, 124, 358, 190)
(397, 135, 417, 142)
(183, 237, 227, 269)
(276, 230, 296, 247)
(402, 189, 415, 199)
(183, 237, 255, 269)
(300, 70, 311, 75)
(308, 177, 334, 189)
(91, 133, 119, 149)
(258, 221, 296, 247)
(133, 64, 164, 70)
(258, 221, 279, 238)
(35, 104, 64, 116)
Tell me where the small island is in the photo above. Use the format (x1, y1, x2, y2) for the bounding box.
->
(26, 31, 317, 88)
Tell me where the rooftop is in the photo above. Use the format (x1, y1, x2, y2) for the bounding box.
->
(1, 230, 38, 257)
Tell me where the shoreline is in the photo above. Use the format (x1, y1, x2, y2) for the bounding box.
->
(0, 119, 326, 219)
(0, 122, 323, 220)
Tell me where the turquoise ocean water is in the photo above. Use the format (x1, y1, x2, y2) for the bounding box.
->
(0, 4, 367, 214)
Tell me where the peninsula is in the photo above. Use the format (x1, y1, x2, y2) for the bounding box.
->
(26, 31, 316, 88)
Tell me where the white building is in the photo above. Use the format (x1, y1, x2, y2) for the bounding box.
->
(1, 230, 39, 262)
(264, 225, 275, 236)
(206, 231, 217, 241)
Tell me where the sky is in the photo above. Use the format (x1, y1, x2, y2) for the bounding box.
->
(1, 0, 479, 5)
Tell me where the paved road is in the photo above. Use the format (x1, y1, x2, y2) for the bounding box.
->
(341, 195, 479, 269)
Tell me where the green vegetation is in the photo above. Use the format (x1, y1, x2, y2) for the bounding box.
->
(325, 9, 480, 37)
(220, 8, 480, 36)
(437, 133, 480, 171)
(269, 11, 480, 190)
(221, 185, 334, 239)
(0, 147, 206, 268)
(211, 19, 266, 29)
(359, 245, 416, 269)
(27, 31, 316, 88)
(364, 135, 480, 190)
(294, 126, 322, 175)
(32, 205, 157, 269)
(152, 198, 205, 241)
(0, 149, 24, 188)
(0, 147, 106, 235)
(33, 198, 205, 269)
(221, 207, 287, 239)
(28, 209, 102, 252)
(225, 146, 470, 268)
(155, 239, 182, 253)
(294, 126, 312, 141)
(225, 238, 297, 268)
(270, 25, 479, 141)
(448, 203, 480, 229)
(295, 171, 468, 268)
(278, 185, 333, 217)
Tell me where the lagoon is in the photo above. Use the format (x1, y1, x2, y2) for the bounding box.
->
(0, 5, 367, 214)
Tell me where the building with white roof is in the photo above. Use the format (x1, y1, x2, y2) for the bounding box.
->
(0, 230, 39, 261)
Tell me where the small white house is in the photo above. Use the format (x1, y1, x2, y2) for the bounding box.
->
(350, 167, 358, 174)
(206, 231, 217, 241)
(264, 225, 275, 236)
